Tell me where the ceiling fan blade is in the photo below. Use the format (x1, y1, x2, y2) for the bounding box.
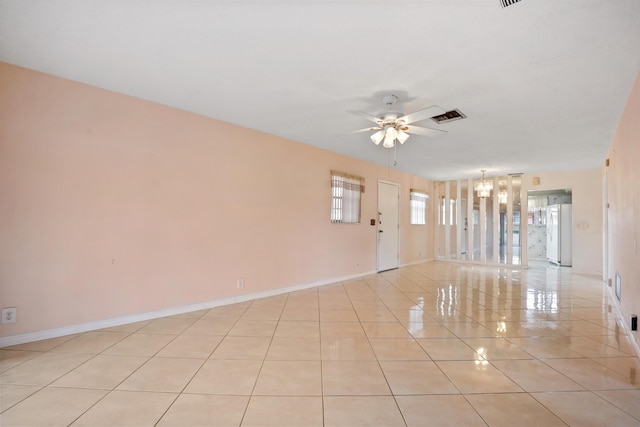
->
(398, 105, 446, 125)
(353, 127, 381, 133)
(348, 110, 383, 125)
(405, 125, 447, 137)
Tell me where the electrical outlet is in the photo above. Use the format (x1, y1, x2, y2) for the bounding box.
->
(237, 278, 244, 289)
(1, 307, 17, 324)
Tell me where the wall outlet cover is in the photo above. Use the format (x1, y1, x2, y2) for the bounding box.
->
(1, 307, 17, 324)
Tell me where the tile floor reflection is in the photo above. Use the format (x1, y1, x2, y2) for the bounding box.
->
(1, 261, 639, 426)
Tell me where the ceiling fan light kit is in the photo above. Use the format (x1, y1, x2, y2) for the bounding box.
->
(396, 130, 410, 144)
(383, 126, 398, 148)
(350, 94, 453, 149)
(370, 130, 384, 145)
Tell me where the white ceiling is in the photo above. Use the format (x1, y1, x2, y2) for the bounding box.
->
(2, 0, 639, 181)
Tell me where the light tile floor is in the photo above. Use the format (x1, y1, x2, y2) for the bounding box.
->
(1, 261, 639, 426)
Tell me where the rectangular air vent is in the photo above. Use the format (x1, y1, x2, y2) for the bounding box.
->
(430, 109, 466, 124)
(499, 0, 523, 8)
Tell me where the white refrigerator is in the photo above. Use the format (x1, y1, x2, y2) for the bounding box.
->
(547, 204, 572, 266)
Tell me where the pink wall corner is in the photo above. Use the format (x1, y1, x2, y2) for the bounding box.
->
(0, 62, 433, 338)
(605, 70, 640, 338)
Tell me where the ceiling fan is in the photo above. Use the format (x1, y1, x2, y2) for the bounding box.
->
(349, 95, 447, 148)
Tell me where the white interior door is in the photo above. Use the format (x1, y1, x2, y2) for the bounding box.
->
(377, 181, 400, 272)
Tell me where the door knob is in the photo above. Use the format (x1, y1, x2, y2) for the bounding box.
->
(379, 230, 384, 233)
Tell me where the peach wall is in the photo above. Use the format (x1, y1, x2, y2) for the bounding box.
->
(605, 70, 640, 340)
(0, 62, 434, 338)
(521, 169, 603, 276)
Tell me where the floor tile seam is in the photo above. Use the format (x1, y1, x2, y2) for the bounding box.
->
(330, 322, 394, 401)
(249, 392, 325, 398)
(101, 319, 154, 334)
(337, 286, 367, 338)
(49, 329, 136, 356)
(237, 291, 292, 427)
(476, 359, 528, 391)
(317, 296, 326, 427)
(377, 349, 461, 410)
(152, 388, 190, 427)
(59, 385, 119, 427)
(564, 344, 635, 360)
(391, 391, 465, 397)
(6, 351, 104, 390)
(592, 390, 640, 422)
(0, 384, 44, 414)
(177, 391, 255, 397)
(116, 331, 183, 359)
(377, 283, 426, 325)
(203, 306, 254, 361)
(536, 357, 618, 390)
(419, 358, 465, 400)
(587, 355, 640, 369)
(26, 334, 83, 353)
(585, 355, 640, 374)
(488, 360, 586, 393)
(585, 383, 640, 391)
(473, 391, 573, 427)
(431, 359, 525, 394)
(139, 318, 200, 335)
(580, 335, 640, 354)
(0, 349, 46, 374)
(157, 352, 211, 395)
(460, 390, 541, 396)
(388, 389, 410, 426)
(106, 326, 222, 395)
(581, 321, 630, 333)
(527, 390, 608, 427)
(456, 387, 491, 426)
(486, 337, 537, 359)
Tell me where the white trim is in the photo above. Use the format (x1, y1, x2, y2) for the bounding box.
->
(0, 270, 376, 348)
(377, 180, 401, 272)
(400, 258, 435, 268)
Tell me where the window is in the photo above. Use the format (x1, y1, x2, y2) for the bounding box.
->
(331, 171, 365, 223)
(410, 190, 428, 225)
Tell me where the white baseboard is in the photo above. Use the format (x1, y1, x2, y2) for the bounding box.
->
(0, 270, 377, 348)
(434, 258, 528, 269)
(400, 258, 435, 268)
(606, 285, 640, 359)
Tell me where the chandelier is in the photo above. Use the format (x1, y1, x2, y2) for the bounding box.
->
(475, 170, 493, 198)
(497, 180, 508, 204)
(498, 189, 508, 204)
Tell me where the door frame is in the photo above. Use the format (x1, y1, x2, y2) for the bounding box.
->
(377, 180, 400, 272)
(603, 169, 609, 282)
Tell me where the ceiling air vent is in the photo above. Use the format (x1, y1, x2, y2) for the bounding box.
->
(430, 109, 466, 124)
(499, 0, 523, 8)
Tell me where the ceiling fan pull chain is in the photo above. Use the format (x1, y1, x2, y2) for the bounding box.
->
(394, 143, 398, 166)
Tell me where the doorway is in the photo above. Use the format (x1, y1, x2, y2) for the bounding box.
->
(527, 189, 572, 264)
(377, 181, 400, 272)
